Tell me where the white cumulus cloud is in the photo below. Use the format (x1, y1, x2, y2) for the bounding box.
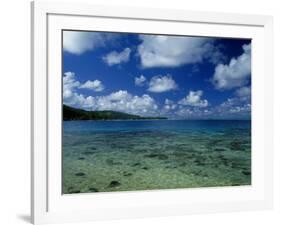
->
(102, 48, 131, 66)
(63, 72, 159, 116)
(79, 80, 104, 92)
(135, 75, 146, 86)
(63, 72, 80, 100)
(63, 31, 118, 55)
(217, 97, 251, 115)
(235, 86, 251, 98)
(212, 43, 251, 90)
(178, 90, 208, 107)
(163, 99, 177, 110)
(107, 90, 130, 101)
(137, 35, 215, 68)
(63, 72, 105, 106)
(79, 90, 158, 116)
(148, 75, 177, 93)
(92, 91, 158, 115)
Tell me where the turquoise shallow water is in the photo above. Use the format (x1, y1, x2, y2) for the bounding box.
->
(62, 120, 251, 194)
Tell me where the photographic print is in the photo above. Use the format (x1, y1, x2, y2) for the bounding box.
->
(62, 30, 251, 194)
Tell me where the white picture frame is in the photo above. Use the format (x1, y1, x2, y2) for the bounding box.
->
(31, 1, 273, 224)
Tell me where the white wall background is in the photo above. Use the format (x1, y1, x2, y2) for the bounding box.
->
(0, 0, 280, 224)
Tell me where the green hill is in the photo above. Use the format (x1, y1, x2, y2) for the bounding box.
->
(63, 105, 167, 121)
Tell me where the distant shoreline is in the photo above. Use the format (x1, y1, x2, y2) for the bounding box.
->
(63, 119, 251, 122)
(63, 104, 250, 122)
(63, 104, 167, 121)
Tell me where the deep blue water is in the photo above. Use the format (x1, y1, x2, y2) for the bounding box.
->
(63, 120, 251, 134)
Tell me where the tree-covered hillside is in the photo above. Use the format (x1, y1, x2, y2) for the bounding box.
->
(63, 105, 167, 121)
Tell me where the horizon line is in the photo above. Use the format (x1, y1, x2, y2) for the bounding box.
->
(63, 104, 251, 121)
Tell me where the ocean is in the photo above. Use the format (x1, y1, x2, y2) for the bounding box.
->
(62, 120, 251, 194)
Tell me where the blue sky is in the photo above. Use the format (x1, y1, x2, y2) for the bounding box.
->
(63, 30, 251, 119)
